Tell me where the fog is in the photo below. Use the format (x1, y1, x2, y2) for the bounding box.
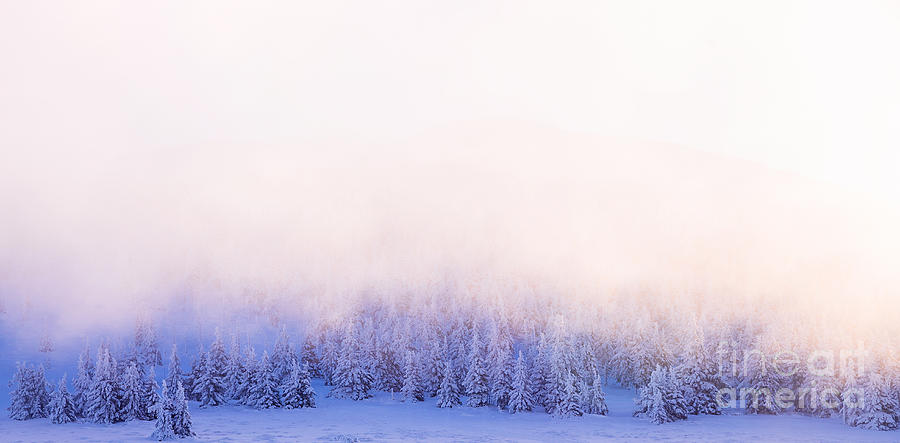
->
(1, 1, 899, 336)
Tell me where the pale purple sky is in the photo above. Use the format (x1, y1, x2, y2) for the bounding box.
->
(0, 1, 898, 329)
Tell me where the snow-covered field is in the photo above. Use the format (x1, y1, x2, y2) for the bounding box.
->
(2, 380, 896, 443)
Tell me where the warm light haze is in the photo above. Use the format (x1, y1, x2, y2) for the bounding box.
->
(1, 1, 899, 441)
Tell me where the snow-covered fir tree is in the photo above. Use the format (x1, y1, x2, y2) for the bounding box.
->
(448, 318, 469, 385)
(72, 352, 93, 418)
(554, 370, 583, 418)
(530, 334, 552, 410)
(248, 351, 281, 409)
(677, 327, 721, 415)
(48, 374, 77, 424)
(183, 346, 205, 402)
(320, 329, 340, 386)
(329, 326, 374, 400)
(852, 372, 899, 430)
(172, 380, 195, 438)
(144, 366, 161, 420)
(8, 363, 49, 420)
(375, 344, 403, 392)
(401, 350, 424, 402)
(743, 341, 788, 415)
(164, 344, 182, 400)
(151, 380, 176, 441)
(135, 318, 163, 368)
(7, 363, 31, 420)
(488, 322, 514, 409)
(280, 359, 317, 409)
(508, 351, 534, 413)
(301, 334, 322, 378)
(463, 330, 490, 407)
(225, 333, 243, 400)
(436, 359, 461, 408)
(87, 347, 121, 424)
(194, 330, 228, 407)
(581, 370, 608, 416)
(235, 346, 257, 404)
(271, 326, 297, 384)
(417, 329, 442, 397)
(842, 372, 864, 427)
(634, 365, 687, 424)
(34, 364, 51, 418)
(802, 372, 841, 417)
(119, 362, 147, 420)
(544, 332, 575, 416)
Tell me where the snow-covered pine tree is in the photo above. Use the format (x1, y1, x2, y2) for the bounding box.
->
(634, 366, 687, 424)
(272, 326, 297, 384)
(448, 318, 469, 385)
(463, 330, 490, 407)
(853, 372, 900, 430)
(677, 327, 721, 415)
(225, 333, 243, 400)
(120, 362, 146, 420)
(145, 322, 163, 367)
(7, 363, 30, 420)
(72, 352, 93, 418)
(544, 332, 572, 415)
(172, 380, 195, 438)
(236, 346, 257, 404)
(554, 370, 583, 418)
(143, 366, 161, 420)
(194, 330, 228, 407)
(414, 327, 441, 397)
(73, 353, 93, 418)
(803, 373, 841, 417)
(7, 363, 48, 420)
(743, 342, 787, 415)
(582, 370, 608, 416)
(375, 344, 403, 392)
(248, 351, 281, 409)
(663, 366, 688, 419)
(135, 318, 163, 368)
(164, 344, 182, 400)
(87, 348, 121, 423)
(281, 359, 317, 408)
(401, 350, 424, 402)
(329, 326, 374, 400)
(842, 373, 864, 427)
(508, 351, 534, 413)
(320, 329, 340, 386)
(488, 322, 514, 409)
(357, 317, 378, 381)
(48, 374, 77, 424)
(150, 380, 175, 441)
(301, 334, 322, 378)
(183, 346, 205, 402)
(530, 334, 552, 410)
(32, 364, 51, 419)
(436, 359, 461, 408)
(646, 384, 669, 424)
(425, 336, 446, 397)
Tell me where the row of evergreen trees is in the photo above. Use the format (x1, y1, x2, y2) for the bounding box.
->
(301, 314, 611, 417)
(9, 296, 900, 432)
(7, 355, 193, 440)
(8, 347, 162, 424)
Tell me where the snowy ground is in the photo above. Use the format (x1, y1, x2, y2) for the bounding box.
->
(2, 381, 898, 442)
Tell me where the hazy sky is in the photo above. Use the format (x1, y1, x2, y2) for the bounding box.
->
(1, 1, 898, 198)
(1, 1, 898, 328)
